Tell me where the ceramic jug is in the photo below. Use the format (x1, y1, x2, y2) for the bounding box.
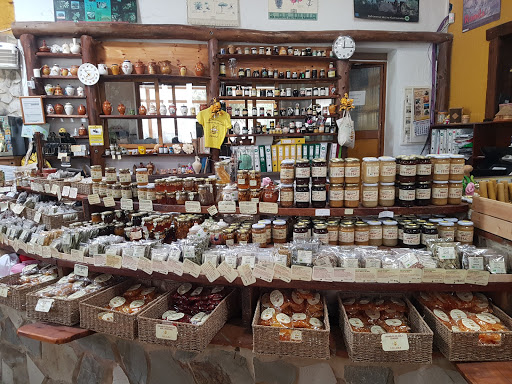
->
(149, 103, 157, 115)
(50, 64, 60, 76)
(179, 65, 187, 76)
(70, 65, 79, 76)
(65, 85, 75, 96)
(64, 103, 74, 115)
(134, 60, 145, 74)
(76, 86, 84, 97)
(147, 61, 158, 75)
(39, 40, 50, 52)
(194, 62, 205, 76)
(61, 68, 69, 77)
(70, 38, 81, 54)
(168, 104, 176, 116)
(61, 43, 70, 54)
(46, 104, 55, 115)
(121, 60, 133, 75)
(44, 84, 54, 95)
(180, 105, 188, 116)
(78, 124, 87, 136)
(54, 103, 64, 115)
(117, 103, 126, 115)
(54, 84, 63, 96)
(102, 100, 113, 115)
(139, 105, 147, 115)
(41, 65, 51, 76)
(98, 64, 108, 75)
(159, 60, 172, 74)
(77, 104, 86, 115)
(192, 157, 202, 174)
(111, 64, 120, 75)
(159, 102, 167, 115)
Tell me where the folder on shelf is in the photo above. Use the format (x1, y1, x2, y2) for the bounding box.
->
(271, 145, 278, 172)
(265, 145, 272, 172)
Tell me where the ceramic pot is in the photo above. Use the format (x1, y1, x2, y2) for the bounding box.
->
(111, 64, 120, 75)
(159, 102, 167, 115)
(147, 61, 158, 75)
(139, 105, 147, 115)
(134, 60, 145, 74)
(168, 104, 176, 116)
(77, 104, 86, 115)
(39, 40, 50, 52)
(61, 44, 70, 54)
(98, 64, 108, 75)
(50, 64, 60, 76)
(179, 65, 187, 76)
(149, 103, 157, 115)
(192, 156, 202, 174)
(46, 104, 54, 115)
(64, 103, 74, 115)
(194, 62, 205, 76)
(41, 65, 51, 76)
(78, 124, 87, 136)
(328, 104, 337, 115)
(54, 84, 63, 96)
(180, 105, 188, 116)
(54, 103, 64, 115)
(70, 38, 81, 54)
(76, 86, 84, 97)
(70, 65, 79, 76)
(65, 85, 75, 96)
(117, 103, 126, 115)
(102, 100, 113, 115)
(44, 84, 54, 95)
(159, 60, 172, 74)
(61, 68, 69, 77)
(121, 60, 133, 75)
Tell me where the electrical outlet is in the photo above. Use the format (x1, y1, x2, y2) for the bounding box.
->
(27, 80, 35, 89)
(448, 12, 455, 24)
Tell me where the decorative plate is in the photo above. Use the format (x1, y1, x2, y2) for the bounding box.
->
(77, 63, 100, 86)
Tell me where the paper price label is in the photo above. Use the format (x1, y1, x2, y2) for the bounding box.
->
(444, 269, 467, 284)
(152, 260, 168, 275)
(315, 209, 330, 216)
(378, 211, 394, 219)
(62, 186, 70, 197)
(376, 269, 400, 284)
(0, 285, 9, 297)
(344, 208, 354, 215)
(422, 268, 446, 283)
(201, 261, 221, 282)
(217, 261, 238, 283)
(139, 199, 153, 212)
(88, 194, 101, 205)
(27, 243, 35, 255)
(120, 198, 134, 211)
(105, 254, 122, 269)
(138, 257, 153, 275)
(333, 268, 356, 282)
(71, 249, 84, 263)
(11, 204, 25, 215)
(42, 246, 52, 259)
(183, 259, 201, 278)
(167, 258, 184, 276)
(69, 188, 78, 199)
(465, 270, 490, 286)
(279, 329, 302, 343)
(438, 247, 456, 260)
(122, 255, 139, 271)
(381, 333, 409, 351)
(273, 264, 292, 283)
(51, 248, 60, 259)
(238, 264, 256, 286)
(35, 298, 54, 313)
(74, 264, 89, 277)
(155, 324, 178, 341)
(34, 244, 43, 256)
(259, 202, 278, 214)
(253, 263, 275, 283)
(103, 196, 116, 207)
(291, 265, 312, 281)
(239, 201, 258, 215)
(312, 266, 334, 282)
(56, 187, 62, 201)
(0, 202, 8, 212)
(185, 201, 202, 213)
(207, 205, 218, 216)
(33, 211, 42, 223)
(94, 254, 106, 266)
(354, 268, 377, 283)
(44, 184, 51, 193)
(399, 269, 423, 283)
(218, 201, 236, 214)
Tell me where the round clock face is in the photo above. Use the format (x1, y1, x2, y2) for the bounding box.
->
(332, 36, 356, 60)
(77, 63, 100, 86)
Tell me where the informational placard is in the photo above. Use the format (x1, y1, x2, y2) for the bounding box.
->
(187, 0, 240, 26)
(155, 324, 178, 341)
(53, 0, 138, 23)
(20, 97, 45, 125)
(463, 0, 500, 32)
(88, 125, 104, 146)
(269, 0, 318, 20)
(354, 0, 419, 22)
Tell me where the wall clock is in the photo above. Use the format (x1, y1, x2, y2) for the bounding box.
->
(77, 63, 100, 86)
(332, 36, 356, 60)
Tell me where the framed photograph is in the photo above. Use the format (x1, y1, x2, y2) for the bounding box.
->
(19, 96, 46, 125)
(354, 0, 419, 22)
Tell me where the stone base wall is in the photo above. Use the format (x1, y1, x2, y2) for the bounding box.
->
(0, 304, 468, 384)
(0, 69, 22, 117)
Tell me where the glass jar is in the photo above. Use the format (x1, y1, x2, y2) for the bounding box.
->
(293, 223, 309, 241)
(311, 184, 326, 208)
(250, 188, 261, 202)
(312, 158, 327, 184)
(438, 220, 456, 241)
(379, 182, 395, 207)
(101, 211, 114, 224)
(176, 191, 187, 205)
(432, 181, 448, 205)
(295, 185, 310, 208)
(252, 223, 267, 247)
(295, 159, 310, 185)
(237, 170, 249, 190)
(362, 183, 378, 208)
(329, 184, 344, 208)
(224, 229, 235, 246)
(146, 183, 156, 201)
(91, 165, 103, 182)
(329, 158, 345, 183)
(272, 220, 287, 243)
(362, 157, 380, 184)
(238, 189, 251, 202)
(259, 219, 272, 244)
(262, 184, 279, 203)
(92, 182, 100, 195)
(398, 156, 417, 183)
(166, 192, 177, 205)
(137, 185, 147, 200)
(188, 191, 199, 202)
(131, 183, 138, 198)
(313, 223, 329, 245)
(156, 192, 166, 204)
(237, 229, 251, 245)
(378, 156, 396, 183)
(414, 181, 431, 206)
(198, 184, 214, 206)
(450, 154, 465, 181)
(136, 168, 148, 186)
(368, 220, 383, 246)
(183, 177, 196, 192)
(432, 154, 451, 181)
(403, 224, 421, 248)
(355, 221, 369, 245)
(416, 156, 432, 181)
(91, 213, 102, 223)
(382, 220, 398, 247)
(344, 183, 360, 208)
(327, 221, 339, 245)
(398, 183, 415, 207)
(104, 167, 116, 184)
(280, 160, 295, 184)
(249, 170, 261, 188)
(105, 184, 113, 198)
(112, 183, 122, 199)
(344, 158, 361, 184)
(119, 169, 131, 186)
(339, 221, 355, 245)
(456, 220, 474, 244)
(448, 180, 462, 205)
(280, 184, 294, 207)
(421, 223, 438, 245)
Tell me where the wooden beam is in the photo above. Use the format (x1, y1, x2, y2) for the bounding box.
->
(436, 40, 452, 114)
(485, 37, 503, 120)
(11, 22, 453, 44)
(19, 34, 43, 96)
(486, 20, 512, 41)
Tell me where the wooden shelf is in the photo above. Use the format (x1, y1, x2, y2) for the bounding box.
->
(102, 153, 208, 158)
(217, 54, 336, 62)
(229, 115, 312, 120)
(226, 132, 336, 138)
(71, 135, 89, 139)
(456, 362, 512, 384)
(17, 186, 87, 201)
(220, 77, 339, 85)
(36, 52, 82, 58)
(42, 95, 86, 99)
(46, 114, 88, 119)
(98, 74, 210, 84)
(221, 95, 339, 101)
(17, 322, 93, 345)
(39, 75, 79, 80)
(100, 114, 196, 119)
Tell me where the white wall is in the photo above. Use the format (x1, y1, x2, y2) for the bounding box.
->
(13, 0, 449, 156)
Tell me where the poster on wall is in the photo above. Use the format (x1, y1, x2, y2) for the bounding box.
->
(53, 0, 137, 23)
(462, 0, 500, 32)
(187, 0, 240, 26)
(268, 0, 318, 20)
(354, 0, 419, 22)
(402, 87, 431, 145)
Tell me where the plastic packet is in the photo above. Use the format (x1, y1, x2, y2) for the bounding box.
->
(359, 249, 386, 269)
(338, 249, 360, 268)
(290, 239, 320, 267)
(313, 246, 339, 267)
(428, 239, 461, 269)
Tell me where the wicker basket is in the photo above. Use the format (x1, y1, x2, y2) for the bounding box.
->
(24, 207, 35, 221)
(71, 181, 92, 196)
(416, 298, 512, 361)
(252, 296, 331, 359)
(138, 288, 237, 351)
(52, 180, 72, 189)
(79, 280, 170, 340)
(42, 210, 84, 229)
(0, 273, 59, 310)
(338, 293, 433, 364)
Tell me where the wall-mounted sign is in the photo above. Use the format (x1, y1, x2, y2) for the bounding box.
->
(19, 97, 45, 125)
(53, 0, 138, 23)
(268, 0, 318, 20)
(187, 0, 240, 27)
(88, 125, 104, 146)
(354, 0, 419, 22)
(463, 0, 500, 32)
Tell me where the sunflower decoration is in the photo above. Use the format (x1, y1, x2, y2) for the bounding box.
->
(210, 98, 225, 119)
(339, 93, 355, 112)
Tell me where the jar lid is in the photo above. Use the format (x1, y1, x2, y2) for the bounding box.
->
(423, 223, 436, 227)
(444, 217, 459, 222)
(457, 220, 474, 226)
(451, 154, 465, 159)
(435, 154, 450, 159)
(340, 221, 354, 227)
(330, 183, 343, 187)
(119, 168, 129, 172)
(146, 183, 155, 189)
(312, 158, 326, 163)
(296, 159, 310, 165)
(280, 184, 294, 188)
(91, 165, 102, 169)
(273, 220, 286, 226)
(137, 185, 146, 189)
(367, 220, 382, 226)
(405, 224, 419, 229)
(355, 221, 369, 227)
(345, 183, 360, 187)
(429, 218, 444, 223)
(449, 180, 462, 183)
(105, 167, 115, 171)
(252, 223, 265, 230)
(330, 158, 344, 163)
(382, 220, 398, 225)
(281, 159, 295, 165)
(433, 180, 448, 184)
(362, 157, 379, 162)
(378, 156, 396, 161)
(313, 184, 326, 187)
(259, 219, 272, 225)
(380, 182, 395, 186)
(399, 182, 415, 186)
(314, 223, 327, 229)
(345, 158, 360, 163)
(439, 221, 454, 226)
(362, 183, 378, 187)
(136, 168, 148, 172)
(294, 223, 307, 228)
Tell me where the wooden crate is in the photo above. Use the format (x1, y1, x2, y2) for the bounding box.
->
(472, 196, 512, 241)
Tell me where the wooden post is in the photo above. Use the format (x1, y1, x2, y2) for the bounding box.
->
(337, 60, 350, 158)
(436, 40, 452, 116)
(34, 132, 44, 174)
(485, 38, 502, 120)
(208, 38, 220, 162)
(19, 34, 43, 96)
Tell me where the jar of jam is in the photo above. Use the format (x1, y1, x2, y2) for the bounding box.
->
(188, 191, 199, 202)
(398, 156, 417, 183)
(293, 223, 308, 241)
(252, 223, 267, 247)
(416, 156, 432, 181)
(329, 158, 345, 183)
(456, 220, 474, 244)
(146, 183, 156, 201)
(432, 154, 450, 181)
(183, 177, 196, 192)
(382, 220, 398, 247)
(329, 184, 344, 208)
(448, 180, 462, 205)
(295, 185, 310, 208)
(415, 181, 431, 206)
(362, 157, 380, 184)
(238, 188, 251, 202)
(311, 184, 326, 208)
(237, 229, 251, 245)
(280, 160, 295, 184)
(379, 182, 395, 207)
(131, 183, 138, 198)
(432, 181, 448, 205)
(91, 213, 102, 223)
(119, 169, 131, 185)
(166, 192, 177, 205)
(312, 158, 327, 184)
(176, 191, 187, 205)
(250, 188, 261, 202)
(361, 183, 378, 208)
(272, 220, 287, 243)
(237, 170, 249, 190)
(198, 184, 215, 206)
(101, 211, 114, 224)
(421, 223, 438, 245)
(104, 167, 116, 184)
(355, 221, 369, 245)
(137, 185, 147, 200)
(344, 183, 360, 208)
(311, 223, 328, 245)
(339, 221, 355, 245)
(91, 165, 103, 182)
(112, 183, 122, 199)
(368, 220, 383, 246)
(450, 154, 465, 181)
(156, 192, 166, 204)
(136, 168, 148, 186)
(105, 184, 114, 198)
(403, 224, 421, 248)
(344, 158, 361, 184)
(398, 183, 415, 207)
(438, 220, 455, 240)
(259, 219, 272, 244)
(295, 159, 310, 185)
(327, 220, 339, 245)
(262, 184, 279, 203)
(99, 182, 107, 197)
(378, 156, 396, 183)
(249, 170, 261, 188)
(92, 182, 100, 195)
(280, 184, 294, 208)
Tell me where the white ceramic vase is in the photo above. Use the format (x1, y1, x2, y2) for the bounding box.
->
(64, 103, 74, 115)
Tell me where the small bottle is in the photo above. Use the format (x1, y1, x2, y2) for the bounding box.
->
(219, 62, 226, 76)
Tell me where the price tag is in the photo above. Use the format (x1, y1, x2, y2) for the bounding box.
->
(69, 188, 78, 199)
(26, 243, 35, 255)
(103, 196, 116, 207)
(183, 259, 201, 278)
(422, 268, 446, 283)
(88, 194, 101, 205)
(218, 201, 236, 214)
(217, 261, 238, 283)
(139, 199, 153, 212)
(381, 334, 409, 352)
(444, 269, 468, 284)
(120, 198, 134, 211)
(56, 187, 62, 201)
(42, 246, 52, 259)
(138, 257, 153, 275)
(279, 329, 303, 343)
(185, 201, 202, 213)
(44, 184, 51, 193)
(35, 298, 54, 313)
(259, 202, 278, 214)
(152, 260, 168, 275)
(167, 258, 184, 276)
(0, 285, 9, 297)
(105, 254, 122, 269)
(201, 261, 221, 282)
(376, 269, 400, 284)
(62, 186, 70, 197)
(94, 254, 106, 266)
(438, 247, 456, 260)
(312, 266, 334, 282)
(253, 263, 275, 283)
(315, 209, 330, 216)
(399, 269, 423, 283)
(465, 270, 490, 286)
(51, 248, 60, 259)
(203, 205, 217, 217)
(74, 264, 89, 277)
(344, 208, 354, 215)
(273, 264, 292, 283)
(333, 268, 356, 282)
(71, 249, 84, 263)
(378, 211, 394, 219)
(120, 255, 137, 271)
(155, 324, 178, 341)
(238, 264, 256, 286)
(0, 202, 8, 212)
(239, 201, 258, 215)
(32, 209, 42, 223)
(354, 268, 377, 283)
(291, 265, 312, 281)
(11, 204, 25, 215)
(34, 244, 43, 256)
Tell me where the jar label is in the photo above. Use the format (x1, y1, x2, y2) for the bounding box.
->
(383, 226, 398, 240)
(295, 191, 309, 202)
(136, 173, 148, 184)
(399, 189, 415, 201)
(293, 232, 308, 241)
(355, 230, 369, 243)
(340, 230, 354, 243)
(416, 188, 431, 199)
(380, 163, 396, 177)
(345, 166, 360, 178)
(449, 187, 462, 199)
(226, 239, 235, 246)
(398, 228, 403, 240)
(312, 166, 327, 178)
(313, 232, 329, 245)
(365, 164, 380, 178)
(122, 190, 132, 199)
(421, 233, 438, 245)
(280, 168, 294, 180)
(273, 228, 287, 240)
(328, 229, 338, 242)
(369, 227, 382, 239)
(403, 232, 420, 245)
(92, 185, 100, 194)
(345, 189, 359, 201)
(252, 232, 267, 244)
(238, 178, 246, 185)
(295, 168, 310, 178)
(119, 173, 131, 183)
(379, 188, 395, 201)
(280, 190, 294, 202)
(330, 190, 344, 201)
(468, 256, 484, 270)
(432, 186, 448, 199)
(434, 163, 450, 175)
(147, 191, 156, 200)
(450, 163, 464, 175)
(362, 189, 378, 202)
(330, 167, 344, 178)
(91, 170, 103, 180)
(417, 163, 432, 175)
(439, 229, 455, 241)
(456, 230, 473, 243)
(399, 164, 416, 177)
(249, 180, 257, 187)
(312, 190, 326, 201)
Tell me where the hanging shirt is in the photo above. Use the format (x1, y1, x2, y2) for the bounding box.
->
(196, 107, 231, 149)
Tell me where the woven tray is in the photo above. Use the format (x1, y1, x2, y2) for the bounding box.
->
(42, 210, 84, 229)
(0, 273, 59, 310)
(338, 293, 433, 364)
(79, 280, 170, 340)
(252, 296, 331, 359)
(71, 181, 92, 196)
(417, 298, 512, 361)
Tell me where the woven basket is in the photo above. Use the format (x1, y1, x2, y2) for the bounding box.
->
(42, 210, 84, 229)
(338, 293, 433, 364)
(52, 180, 72, 189)
(0, 273, 59, 310)
(138, 288, 237, 352)
(416, 299, 512, 361)
(252, 296, 331, 359)
(71, 182, 92, 196)
(79, 280, 169, 340)
(24, 207, 35, 221)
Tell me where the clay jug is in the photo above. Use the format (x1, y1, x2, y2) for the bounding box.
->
(179, 65, 187, 76)
(78, 124, 87, 136)
(192, 156, 202, 174)
(159, 60, 172, 74)
(134, 60, 145, 74)
(328, 104, 337, 115)
(41, 65, 51, 76)
(54, 103, 64, 115)
(77, 104, 86, 115)
(194, 61, 205, 76)
(139, 105, 147, 115)
(54, 84, 63, 95)
(70, 65, 79, 76)
(102, 100, 113, 115)
(147, 61, 158, 75)
(117, 103, 126, 115)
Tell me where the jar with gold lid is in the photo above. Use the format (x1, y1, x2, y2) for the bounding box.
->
(272, 220, 287, 243)
(146, 183, 156, 201)
(329, 184, 344, 208)
(250, 188, 261, 202)
(99, 182, 107, 197)
(450, 154, 465, 181)
(456, 220, 473, 244)
(237, 170, 250, 190)
(327, 220, 339, 245)
(91, 165, 103, 183)
(421, 223, 438, 245)
(339, 221, 355, 245)
(112, 183, 122, 199)
(166, 192, 177, 205)
(432, 154, 450, 181)
(92, 182, 100, 195)
(156, 192, 166, 204)
(362, 157, 380, 184)
(329, 158, 345, 184)
(361, 183, 378, 208)
(415, 181, 431, 206)
(280, 160, 295, 184)
(398, 182, 415, 207)
(313, 223, 329, 245)
(448, 180, 462, 205)
(367, 220, 383, 246)
(176, 191, 187, 205)
(344, 158, 361, 184)
(237, 228, 251, 245)
(378, 156, 396, 183)
(295, 185, 310, 208)
(311, 158, 327, 184)
(403, 224, 421, 248)
(432, 180, 448, 205)
(105, 167, 117, 184)
(238, 188, 251, 202)
(183, 177, 196, 192)
(136, 168, 149, 186)
(379, 182, 395, 207)
(248, 170, 261, 188)
(344, 183, 360, 208)
(118, 169, 131, 186)
(293, 223, 309, 241)
(355, 221, 369, 245)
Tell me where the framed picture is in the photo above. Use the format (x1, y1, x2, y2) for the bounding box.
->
(19, 96, 46, 125)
